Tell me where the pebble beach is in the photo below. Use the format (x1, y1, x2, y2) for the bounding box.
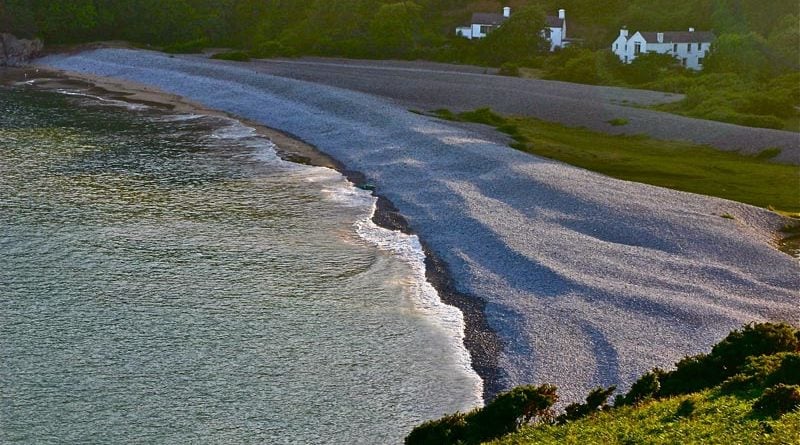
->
(38, 48, 800, 405)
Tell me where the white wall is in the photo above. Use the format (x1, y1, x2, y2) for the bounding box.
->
(470, 23, 493, 39)
(456, 26, 472, 39)
(611, 32, 711, 70)
(549, 26, 563, 51)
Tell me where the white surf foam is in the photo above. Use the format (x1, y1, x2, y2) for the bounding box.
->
(353, 200, 485, 405)
(54, 89, 151, 110)
(216, 116, 485, 406)
(154, 114, 206, 122)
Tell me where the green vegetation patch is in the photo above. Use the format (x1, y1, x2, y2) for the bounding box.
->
(409, 323, 800, 445)
(162, 38, 209, 54)
(210, 50, 251, 62)
(490, 389, 800, 445)
(432, 108, 800, 213)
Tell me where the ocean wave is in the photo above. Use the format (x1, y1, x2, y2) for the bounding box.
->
(54, 89, 151, 110)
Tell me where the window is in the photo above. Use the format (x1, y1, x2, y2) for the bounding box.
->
(479, 25, 491, 35)
(673, 43, 678, 52)
(698, 57, 704, 65)
(634, 42, 642, 55)
(681, 58, 687, 66)
(696, 42, 701, 51)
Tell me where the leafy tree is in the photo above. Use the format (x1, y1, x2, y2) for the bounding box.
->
(621, 52, 682, 84)
(368, 2, 424, 58)
(34, 0, 98, 42)
(479, 6, 546, 66)
(766, 15, 800, 72)
(704, 32, 770, 78)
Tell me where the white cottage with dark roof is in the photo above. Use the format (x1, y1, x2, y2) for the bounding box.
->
(456, 7, 569, 51)
(612, 28, 716, 70)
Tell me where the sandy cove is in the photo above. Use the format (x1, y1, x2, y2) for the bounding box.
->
(35, 49, 800, 404)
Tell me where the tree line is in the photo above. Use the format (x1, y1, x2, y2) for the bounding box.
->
(2, 1, 797, 129)
(1, 1, 796, 60)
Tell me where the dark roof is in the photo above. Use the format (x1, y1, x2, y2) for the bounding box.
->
(545, 16, 564, 28)
(640, 31, 716, 43)
(470, 13, 507, 26)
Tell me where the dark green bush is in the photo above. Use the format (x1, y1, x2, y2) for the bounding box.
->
(768, 353, 800, 386)
(721, 353, 785, 392)
(659, 354, 723, 396)
(211, 50, 251, 62)
(498, 63, 520, 77)
(465, 384, 558, 443)
(405, 385, 558, 445)
(620, 371, 662, 405)
(252, 40, 294, 58)
(163, 38, 209, 54)
(545, 49, 604, 85)
(621, 52, 682, 85)
(404, 412, 467, 445)
(712, 323, 798, 374)
(753, 384, 800, 417)
(559, 386, 616, 423)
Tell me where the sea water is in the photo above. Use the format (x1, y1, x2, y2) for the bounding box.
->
(0, 84, 481, 444)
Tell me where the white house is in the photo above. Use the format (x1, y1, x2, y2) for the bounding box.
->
(611, 28, 715, 70)
(456, 7, 569, 52)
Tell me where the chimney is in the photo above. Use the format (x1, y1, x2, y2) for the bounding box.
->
(559, 9, 565, 20)
(620, 28, 629, 38)
(689, 27, 695, 32)
(503, 6, 511, 17)
(657, 32, 664, 43)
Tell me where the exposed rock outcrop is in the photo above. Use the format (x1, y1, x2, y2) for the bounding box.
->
(0, 33, 43, 67)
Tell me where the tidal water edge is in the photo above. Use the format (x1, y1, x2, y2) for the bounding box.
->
(0, 82, 481, 443)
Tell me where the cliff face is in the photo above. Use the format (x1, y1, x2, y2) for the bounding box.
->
(0, 33, 43, 66)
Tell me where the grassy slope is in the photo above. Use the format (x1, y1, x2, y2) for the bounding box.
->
(490, 388, 800, 445)
(432, 109, 800, 214)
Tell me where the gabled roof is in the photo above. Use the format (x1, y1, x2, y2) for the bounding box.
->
(545, 16, 564, 28)
(639, 31, 715, 43)
(470, 13, 507, 26)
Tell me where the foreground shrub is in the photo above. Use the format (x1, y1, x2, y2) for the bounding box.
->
(404, 412, 467, 445)
(753, 384, 800, 417)
(466, 384, 557, 442)
(618, 371, 662, 406)
(559, 386, 616, 422)
(712, 323, 798, 374)
(405, 385, 558, 445)
(658, 354, 721, 396)
(722, 352, 800, 392)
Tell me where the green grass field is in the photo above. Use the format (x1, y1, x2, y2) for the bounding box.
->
(432, 108, 800, 214)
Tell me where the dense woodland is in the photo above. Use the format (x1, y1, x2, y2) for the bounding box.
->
(2, 0, 799, 129)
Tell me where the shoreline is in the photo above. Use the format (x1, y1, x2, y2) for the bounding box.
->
(3, 65, 504, 401)
(30, 49, 800, 407)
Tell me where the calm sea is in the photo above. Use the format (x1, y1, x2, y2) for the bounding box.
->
(0, 83, 481, 444)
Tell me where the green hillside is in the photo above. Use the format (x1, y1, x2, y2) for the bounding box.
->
(406, 323, 800, 445)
